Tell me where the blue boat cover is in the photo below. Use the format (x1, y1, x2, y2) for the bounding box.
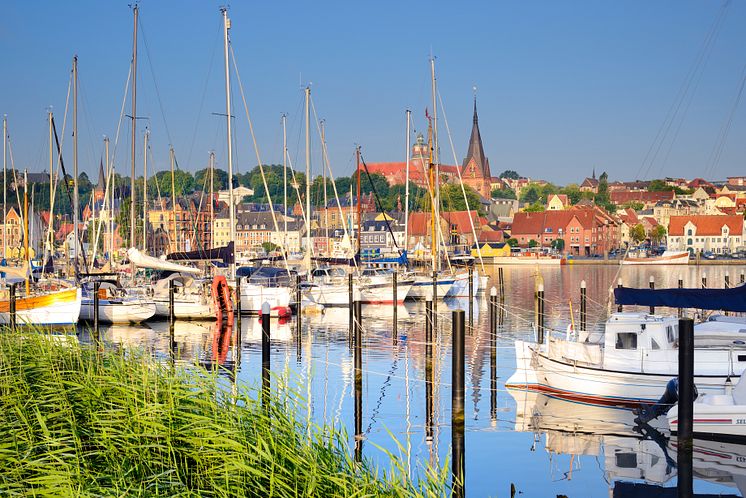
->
(614, 283, 746, 312)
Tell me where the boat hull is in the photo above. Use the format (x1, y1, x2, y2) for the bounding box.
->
(80, 299, 157, 324)
(488, 256, 562, 265)
(239, 284, 291, 317)
(507, 340, 740, 406)
(668, 399, 746, 442)
(0, 287, 81, 326)
(406, 277, 454, 299)
(621, 250, 689, 265)
(153, 299, 214, 320)
(307, 281, 412, 306)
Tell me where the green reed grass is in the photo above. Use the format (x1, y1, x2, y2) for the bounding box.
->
(0, 332, 447, 497)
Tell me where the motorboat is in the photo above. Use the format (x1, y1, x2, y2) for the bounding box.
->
(151, 273, 215, 320)
(621, 249, 689, 265)
(667, 371, 746, 442)
(80, 279, 156, 324)
(507, 312, 746, 405)
(236, 266, 294, 317)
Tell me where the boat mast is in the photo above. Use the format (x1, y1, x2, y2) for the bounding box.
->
(222, 7, 235, 278)
(142, 128, 149, 252)
(404, 109, 411, 254)
(209, 150, 215, 248)
(46, 111, 53, 265)
(321, 120, 328, 256)
(169, 146, 176, 252)
(2, 115, 6, 260)
(429, 57, 439, 273)
(282, 113, 287, 253)
(130, 3, 138, 251)
(105, 137, 112, 259)
(356, 146, 361, 258)
(24, 170, 29, 295)
(72, 55, 79, 279)
(304, 86, 311, 273)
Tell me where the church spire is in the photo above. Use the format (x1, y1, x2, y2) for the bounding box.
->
(462, 91, 490, 179)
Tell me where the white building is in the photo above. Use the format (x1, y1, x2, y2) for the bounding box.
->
(667, 215, 744, 255)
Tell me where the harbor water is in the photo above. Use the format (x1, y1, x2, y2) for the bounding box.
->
(79, 264, 746, 497)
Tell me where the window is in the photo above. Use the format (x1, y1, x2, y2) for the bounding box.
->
(666, 325, 678, 344)
(615, 332, 637, 350)
(687, 229, 692, 236)
(651, 338, 661, 350)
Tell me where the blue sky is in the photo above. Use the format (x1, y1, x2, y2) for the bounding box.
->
(2, 1, 744, 185)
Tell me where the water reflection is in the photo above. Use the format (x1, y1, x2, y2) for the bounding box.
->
(74, 264, 745, 496)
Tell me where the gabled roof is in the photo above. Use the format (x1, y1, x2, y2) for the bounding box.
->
(668, 215, 743, 236)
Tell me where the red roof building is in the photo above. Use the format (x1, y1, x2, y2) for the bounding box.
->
(610, 190, 674, 206)
(667, 214, 745, 255)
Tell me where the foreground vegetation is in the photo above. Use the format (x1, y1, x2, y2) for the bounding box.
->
(0, 332, 446, 497)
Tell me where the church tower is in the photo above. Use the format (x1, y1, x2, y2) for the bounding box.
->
(461, 96, 491, 198)
(93, 160, 106, 203)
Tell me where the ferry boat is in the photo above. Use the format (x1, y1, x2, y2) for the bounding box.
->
(621, 249, 689, 265)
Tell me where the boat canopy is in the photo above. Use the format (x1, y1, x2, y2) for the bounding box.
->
(166, 242, 234, 265)
(614, 284, 746, 312)
(236, 266, 297, 286)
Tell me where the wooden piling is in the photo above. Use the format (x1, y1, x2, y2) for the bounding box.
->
(678, 275, 684, 318)
(93, 281, 101, 344)
(296, 274, 302, 360)
(236, 276, 242, 331)
(425, 289, 434, 443)
(261, 302, 271, 408)
(168, 279, 175, 326)
(702, 272, 707, 289)
(498, 267, 504, 297)
(468, 266, 474, 330)
(677, 317, 694, 498)
(649, 276, 655, 315)
(353, 289, 363, 462)
(580, 280, 587, 332)
(451, 309, 465, 498)
(9, 283, 16, 332)
(489, 287, 497, 423)
(741, 269, 745, 284)
(392, 272, 398, 343)
(536, 283, 545, 344)
(617, 278, 623, 312)
(348, 273, 353, 336)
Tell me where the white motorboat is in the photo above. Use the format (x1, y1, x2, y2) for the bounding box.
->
(445, 269, 480, 297)
(151, 273, 215, 320)
(305, 266, 412, 306)
(621, 249, 690, 265)
(507, 312, 746, 405)
(80, 280, 156, 324)
(668, 371, 746, 441)
(406, 273, 454, 299)
(236, 266, 294, 317)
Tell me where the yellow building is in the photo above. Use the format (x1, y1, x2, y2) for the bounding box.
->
(471, 242, 511, 258)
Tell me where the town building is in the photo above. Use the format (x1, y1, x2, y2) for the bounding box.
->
(667, 215, 744, 255)
(460, 98, 492, 199)
(546, 194, 569, 211)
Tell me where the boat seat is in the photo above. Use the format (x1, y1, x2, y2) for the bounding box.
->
(700, 394, 734, 406)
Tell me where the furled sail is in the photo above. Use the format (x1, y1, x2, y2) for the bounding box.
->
(614, 284, 746, 312)
(165, 242, 234, 265)
(127, 248, 201, 275)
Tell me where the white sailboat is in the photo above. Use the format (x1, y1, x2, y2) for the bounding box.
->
(79, 280, 155, 324)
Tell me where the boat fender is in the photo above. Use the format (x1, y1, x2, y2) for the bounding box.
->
(635, 378, 698, 424)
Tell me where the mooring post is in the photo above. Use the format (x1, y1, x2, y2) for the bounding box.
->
(425, 288, 434, 443)
(468, 265, 474, 330)
(489, 287, 498, 423)
(536, 283, 545, 344)
(741, 269, 745, 284)
(235, 276, 242, 331)
(702, 272, 707, 289)
(295, 274, 302, 360)
(432, 270, 438, 328)
(678, 275, 684, 318)
(392, 271, 398, 343)
(261, 302, 271, 408)
(617, 278, 623, 312)
(452, 309, 466, 498)
(93, 280, 101, 344)
(498, 267, 504, 297)
(580, 280, 587, 332)
(348, 273, 354, 336)
(9, 282, 16, 332)
(678, 317, 694, 498)
(168, 279, 175, 326)
(649, 276, 655, 315)
(353, 289, 363, 462)
(725, 271, 730, 316)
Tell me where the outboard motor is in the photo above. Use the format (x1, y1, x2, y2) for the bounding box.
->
(635, 378, 698, 424)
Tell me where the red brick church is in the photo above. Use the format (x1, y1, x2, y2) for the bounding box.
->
(460, 98, 492, 198)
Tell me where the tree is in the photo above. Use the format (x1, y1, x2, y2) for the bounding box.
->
(524, 202, 545, 212)
(194, 167, 229, 191)
(650, 225, 667, 244)
(152, 170, 196, 198)
(648, 179, 670, 192)
(499, 170, 521, 180)
(551, 238, 565, 252)
(630, 223, 646, 243)
(439, 183, 485, 215)
(622, 201, 644, 211)
(491, 187, 516, 199)
(519, 185, 540, 204)
(261, 241, 279, 253)
(528, 239, 539, 248)
(559, 184, 582, 205)
(506, 238, 518, 247)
